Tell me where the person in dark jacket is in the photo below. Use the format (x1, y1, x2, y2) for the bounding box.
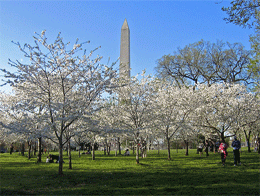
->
(232, 136, 241, 166)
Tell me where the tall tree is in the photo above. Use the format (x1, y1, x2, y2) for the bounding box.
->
(0, 31, 117, 175)
(249, 11, 260, 91)
(221, 0, 260, 91)
(221, 0, 260, 29)
(155, 40, 252, 86)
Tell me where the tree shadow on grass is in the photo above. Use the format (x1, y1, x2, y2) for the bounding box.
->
(1, 151, 259, 195)
(42, 170, 259, 195)
(2, 164, 258, 195)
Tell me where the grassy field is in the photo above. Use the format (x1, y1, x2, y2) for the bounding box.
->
(1, 148, 259, 195)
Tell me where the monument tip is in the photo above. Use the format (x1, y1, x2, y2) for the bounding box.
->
(122, 19, 129, 29)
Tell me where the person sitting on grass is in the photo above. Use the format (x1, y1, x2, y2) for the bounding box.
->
(219, 139, 228, 166)
(124, 149, 130, 156)
(48, 154, 59, 163)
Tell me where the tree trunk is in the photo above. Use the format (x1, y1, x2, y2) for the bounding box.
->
(67, 143, 69, 156)
(246, 138, 251, 152)
(221, 132, 225, 142)
(157, 141, 160, 154)
(106, 142, 110, 155)
(37, 137, 42, 162)
(115, 140, 118, 157)
(58, 141, 63, 176)
(21, 143, 25, 156)
(136, 144, 139, 164)
(243, 129, 252, 153)
(104, 146, 106, 155)
(140, 137, 143, 158)
(118, 138, 121, 155)
(34, 142, 37, 156)
(258, 141, 260, 154)
(167, 137, 171, 160)
(28, 141, 31, 159)
(185, 140, 189, 156)
(68, 139, 72, 169)
(92, 144, 95, 160)
(258, 135, 260, 154)
(247, 130, 251, 153)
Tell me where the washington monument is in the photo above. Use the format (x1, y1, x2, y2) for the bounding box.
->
(120, 19, 130, 81)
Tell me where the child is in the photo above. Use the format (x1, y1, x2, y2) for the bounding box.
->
(46, 156, 50, 163)
(219, 140, 228, 166)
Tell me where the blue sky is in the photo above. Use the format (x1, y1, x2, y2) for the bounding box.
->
(0, 0, 254, 93)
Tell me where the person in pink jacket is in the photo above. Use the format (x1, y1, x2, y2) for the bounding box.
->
(219, 139, 228, 166)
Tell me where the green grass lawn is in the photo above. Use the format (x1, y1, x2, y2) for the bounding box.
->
(1, 148, 259, 195)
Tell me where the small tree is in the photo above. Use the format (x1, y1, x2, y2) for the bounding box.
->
(249, 11, 260, 92)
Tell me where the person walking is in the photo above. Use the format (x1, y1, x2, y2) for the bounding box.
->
(232, 136, 241, 166)
(219, 139, 228, 166)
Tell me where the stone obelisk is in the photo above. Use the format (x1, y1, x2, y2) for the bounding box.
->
(120, 19, 130, 81)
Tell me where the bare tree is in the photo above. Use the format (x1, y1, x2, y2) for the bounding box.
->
(155, 40, 252, 86)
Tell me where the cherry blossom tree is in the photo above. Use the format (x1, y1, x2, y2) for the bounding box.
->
(177, 124, 199, 156)
(99, 73, 156, 163)
(234, 91, 260, 152)
(151, 80, 196, 160)
(94, 98, 126, 156)
(193, 83, 253, 142)
(0, 91, 45, 160)
(0, 31, 117, 175)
